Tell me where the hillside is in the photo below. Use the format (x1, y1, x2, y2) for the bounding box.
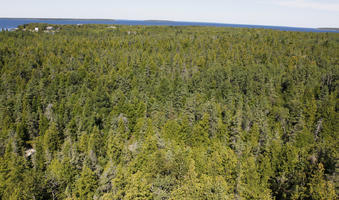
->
(0, 24, 338, 199)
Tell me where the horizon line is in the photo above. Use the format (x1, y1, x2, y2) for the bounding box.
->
(0, 17, 338, 29)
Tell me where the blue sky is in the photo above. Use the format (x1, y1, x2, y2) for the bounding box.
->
(1, 0, 338, 28)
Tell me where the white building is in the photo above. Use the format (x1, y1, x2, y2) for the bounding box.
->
(34, 27, 39, 32)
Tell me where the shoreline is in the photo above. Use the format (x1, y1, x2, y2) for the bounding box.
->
(0, 18, 338, 33)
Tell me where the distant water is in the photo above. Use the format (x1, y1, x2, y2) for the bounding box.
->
(0, 18, 338, 33)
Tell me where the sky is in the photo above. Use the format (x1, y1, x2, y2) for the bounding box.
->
(0, 0, 338, 28)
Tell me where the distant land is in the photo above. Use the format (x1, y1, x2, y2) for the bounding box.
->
(0, 17, 115, 21)
(1, 18, 339, 33)
(318, 28, 339, 31)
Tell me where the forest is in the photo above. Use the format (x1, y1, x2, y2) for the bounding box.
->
(0, 23, 338, 199)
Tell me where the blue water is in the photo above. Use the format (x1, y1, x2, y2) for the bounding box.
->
(0, 18, 338, 33)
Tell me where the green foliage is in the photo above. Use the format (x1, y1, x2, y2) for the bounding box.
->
(74, 166, 98, 200)
(0, 24, 338, 199)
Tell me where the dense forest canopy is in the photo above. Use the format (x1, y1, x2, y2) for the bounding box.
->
(0, 24, 338, 199)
